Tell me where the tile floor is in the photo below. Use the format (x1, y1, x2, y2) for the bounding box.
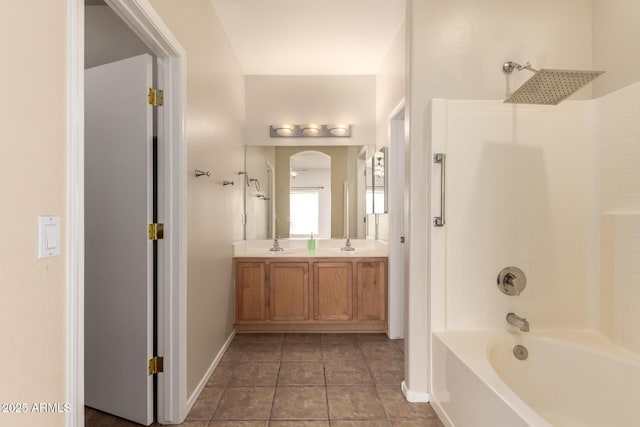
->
(86, 333, 444, 427)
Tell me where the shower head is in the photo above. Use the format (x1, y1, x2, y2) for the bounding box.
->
(503, 61, 604, 105)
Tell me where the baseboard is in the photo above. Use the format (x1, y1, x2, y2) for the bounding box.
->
(401, 380, 430, 402)
(431, 399, 455, 427)
(186, 330, 236, 412)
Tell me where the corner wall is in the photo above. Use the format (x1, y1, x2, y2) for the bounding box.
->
(0, 3, 67, 426)
(149, 0, 246, 396)
(593, 0, 640, 97)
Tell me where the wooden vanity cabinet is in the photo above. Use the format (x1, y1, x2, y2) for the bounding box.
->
(235, 261, 267, 321)
(356, 261, 386, 321)
(313, 262, 353, 321)
(234, 257, 387, 332)
(269, 262, 309, 321)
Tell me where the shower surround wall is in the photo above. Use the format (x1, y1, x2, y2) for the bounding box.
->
(430, 82, 640, 341)
(597, 82, 640, 353)
(431, 99, 599, 331)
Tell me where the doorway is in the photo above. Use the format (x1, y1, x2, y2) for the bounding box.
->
(388, 103, 405, 339)
(67, 0, 187, 425)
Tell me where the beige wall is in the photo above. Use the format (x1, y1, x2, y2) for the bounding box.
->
(376, 22, 406, 151)
(375, 22, 406, 242)
(275, 146, 349, 239)
(150, 0, 246, 396)
(245, 75, 376, 147)
(593, 0, 640, 97)
(0, 2, 67, 426)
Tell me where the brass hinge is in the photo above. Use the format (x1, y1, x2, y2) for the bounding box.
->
(148, 88, 164, 106)
(148, 223, 164, 240)
(148, 356, 164, 376)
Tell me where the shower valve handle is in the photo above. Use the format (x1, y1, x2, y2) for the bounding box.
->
(497, 267, 527, 296)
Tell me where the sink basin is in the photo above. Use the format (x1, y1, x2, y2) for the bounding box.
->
(246, 248, 304, 255)
(324, 248, 364, 255)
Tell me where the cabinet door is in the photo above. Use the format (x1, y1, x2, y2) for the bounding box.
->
(270, 262, 309, 321)
(236, 262, 267, 321)
(356, 261, 386, 321)
(313, 262, 353, 320)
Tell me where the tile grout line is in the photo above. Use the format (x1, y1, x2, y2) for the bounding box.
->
(267, 338, 285, 422)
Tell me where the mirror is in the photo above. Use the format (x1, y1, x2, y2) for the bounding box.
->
(365, 148, 387, 215)
(244, 145, 374, 239)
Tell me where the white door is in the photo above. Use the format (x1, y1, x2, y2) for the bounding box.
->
(85, 54, 154, 425)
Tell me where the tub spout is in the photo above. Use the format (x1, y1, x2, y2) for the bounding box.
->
(506, 313, 530, 332)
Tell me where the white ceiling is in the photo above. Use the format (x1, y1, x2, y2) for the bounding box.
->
(211, 0, 405, 75)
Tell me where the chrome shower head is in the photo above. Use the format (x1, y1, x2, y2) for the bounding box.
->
(503, 61, 604, 105)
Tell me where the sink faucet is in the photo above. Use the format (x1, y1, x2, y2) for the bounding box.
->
(506, 313, 529, 332)
(269, 238, 284, 252)
(341, 237, 355, 251)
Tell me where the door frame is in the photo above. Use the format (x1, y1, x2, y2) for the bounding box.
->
(387, 100, 405, 339)
(66, 0, 187, 425)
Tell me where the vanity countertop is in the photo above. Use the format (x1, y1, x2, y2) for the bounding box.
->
(233, 239, 388, 258)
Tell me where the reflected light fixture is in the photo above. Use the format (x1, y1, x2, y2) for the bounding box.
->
(374, 152, 384, 179)
(269, 124, 352, 138)
(290, 168, 297, 178)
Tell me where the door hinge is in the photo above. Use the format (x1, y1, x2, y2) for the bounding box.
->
(148, 88, 164, 107)
(148, 356, 164, 376)
(148, 223, 164, 240)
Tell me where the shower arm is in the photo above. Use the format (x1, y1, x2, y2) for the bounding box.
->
(503, 61, 538, 74)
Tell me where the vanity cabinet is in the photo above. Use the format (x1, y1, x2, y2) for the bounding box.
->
(234, 257, 387, 332)
(313, 262, 353, 321)
(236, 262, 267, 321)
(269, 262, 309, 321)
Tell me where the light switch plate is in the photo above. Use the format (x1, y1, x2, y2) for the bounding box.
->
(38, 216, 61, 258)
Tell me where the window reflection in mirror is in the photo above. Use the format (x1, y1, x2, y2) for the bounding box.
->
(289, 151, 330, 238)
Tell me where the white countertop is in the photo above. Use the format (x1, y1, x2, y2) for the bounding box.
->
(233, 239, 388, 258)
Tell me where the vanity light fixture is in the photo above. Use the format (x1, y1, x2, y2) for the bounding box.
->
(327, 124, 350, 137)
(272, 124, 295, 137)
(301, 124, 321, 136)
(269, 124, 352, 138)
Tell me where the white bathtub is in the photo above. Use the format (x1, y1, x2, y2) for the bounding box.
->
(431, 330, 640, 427)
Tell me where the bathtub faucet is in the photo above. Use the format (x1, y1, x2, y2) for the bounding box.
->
(506, 313, 530, 332)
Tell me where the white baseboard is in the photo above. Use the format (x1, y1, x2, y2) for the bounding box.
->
(186, 330, 236, 412)
(431, 399, 455, 427)
(401, 380, 430, 402)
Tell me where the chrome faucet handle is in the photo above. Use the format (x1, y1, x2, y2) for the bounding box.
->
(341, 237, 355, 251)
(269, 238, 284, 252)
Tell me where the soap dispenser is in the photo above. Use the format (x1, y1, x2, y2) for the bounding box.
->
(307, 232, 316, 255)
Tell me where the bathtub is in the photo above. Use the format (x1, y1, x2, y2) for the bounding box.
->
(431, 330, 640, 427)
